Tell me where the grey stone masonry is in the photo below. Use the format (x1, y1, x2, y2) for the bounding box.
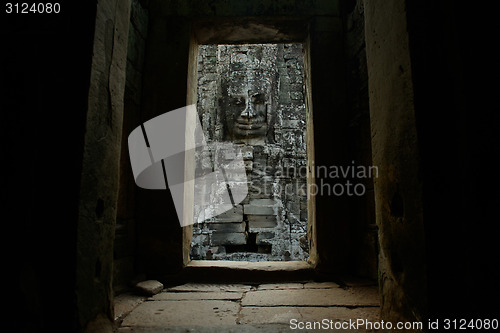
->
(191, 44, 308, 262)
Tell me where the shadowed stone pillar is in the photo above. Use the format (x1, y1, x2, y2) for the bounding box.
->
(76, 0, 131, 331)
(364, 0, 427, 325)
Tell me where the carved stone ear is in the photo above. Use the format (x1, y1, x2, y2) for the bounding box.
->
(266, 110, 275, 144)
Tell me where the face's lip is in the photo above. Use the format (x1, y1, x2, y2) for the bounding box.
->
(236, 115, 265, 125)
(236, 123, 264, 130)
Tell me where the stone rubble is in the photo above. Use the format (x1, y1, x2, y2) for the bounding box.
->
(135, 280, 164, 296)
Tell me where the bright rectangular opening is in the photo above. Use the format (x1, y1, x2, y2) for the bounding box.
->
(191, 43, 309, 262)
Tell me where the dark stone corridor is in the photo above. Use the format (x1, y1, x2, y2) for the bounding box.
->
(3, 0, 499, 332)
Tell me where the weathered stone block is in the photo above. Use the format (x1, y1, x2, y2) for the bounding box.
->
(200, 97, 215, 110)
(248, 180, 274, 198)
(279, 91, 291, 103)
(251, 158, 267, 170)
(286, 201, 300, 215)
(290, 83, 304, 92)
(256, 232, 275, 244)
(241, 146, 253, 160)
(135, 280, 164, 296)
(297, 183, 307, 196)
(244, 205, 275, 215)
(203, 63, 216, 73)
(285, 59, 299, 69)
(287, 68, 302, 75)
(300, 198, 308, 210)
(249, 198, 276, 206)
(244, 160, 253, 172)
(192, 233, 210, 246)
(204, 56, 216, 65)
(287, 212, 300, 225)
(227, 183, 248, 201)
(214, 206, 243, 222)
(198, 73, 217, 85)
(248, 215, 278, 229)
(211, 232, 247, 245)
(289, 74, 304, 84)
(282, 119, 302, 129)
(207, 222, 246, 233)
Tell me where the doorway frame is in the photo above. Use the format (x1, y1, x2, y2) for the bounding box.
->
(183, 18, 319, 268)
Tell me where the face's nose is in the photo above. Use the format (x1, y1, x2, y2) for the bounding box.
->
(240, 94, 256, 119)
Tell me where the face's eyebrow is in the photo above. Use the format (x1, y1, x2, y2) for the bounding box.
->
(251, 93, 266, 101)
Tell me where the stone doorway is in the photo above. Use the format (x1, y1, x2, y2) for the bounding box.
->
(190, 43, 309, 262)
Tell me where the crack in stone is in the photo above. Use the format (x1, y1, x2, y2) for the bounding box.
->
(235, 289, 250, 324)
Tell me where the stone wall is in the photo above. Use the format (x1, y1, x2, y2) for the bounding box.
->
(364, 0, 427, 324)
(75, 0, 131, 330)
(191, 44, 308, 261)
(343, 0, 377, 279)
(114, 0, 149, 293)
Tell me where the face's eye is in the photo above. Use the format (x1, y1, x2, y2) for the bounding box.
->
(231, 97, 245, 106)
(252, 93, 265, 104)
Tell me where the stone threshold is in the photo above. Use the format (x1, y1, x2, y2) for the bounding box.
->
(167, 260, 315, 284)
(187, 260, 312, 270)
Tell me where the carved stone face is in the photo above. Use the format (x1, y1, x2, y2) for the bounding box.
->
(218, 45, 278, 144)
(225, 77, 270, 141)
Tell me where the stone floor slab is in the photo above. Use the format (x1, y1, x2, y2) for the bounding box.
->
(239, 306, 380, 325)
(346, 286, 380, 305)
(166, 283, 252, 293)
(257, 283, 304, 290)
(121, 300, 239, 327)
(239, 306, 300, 324)
(118, 323, 299, 332)
(303, 282, 340, 289)
(339, 276, 378, 287)
(119, 282, 380, 332)
(152, 291, 243, 301)
(114, 293, 146, 321)
(241, 287, 379, 307)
